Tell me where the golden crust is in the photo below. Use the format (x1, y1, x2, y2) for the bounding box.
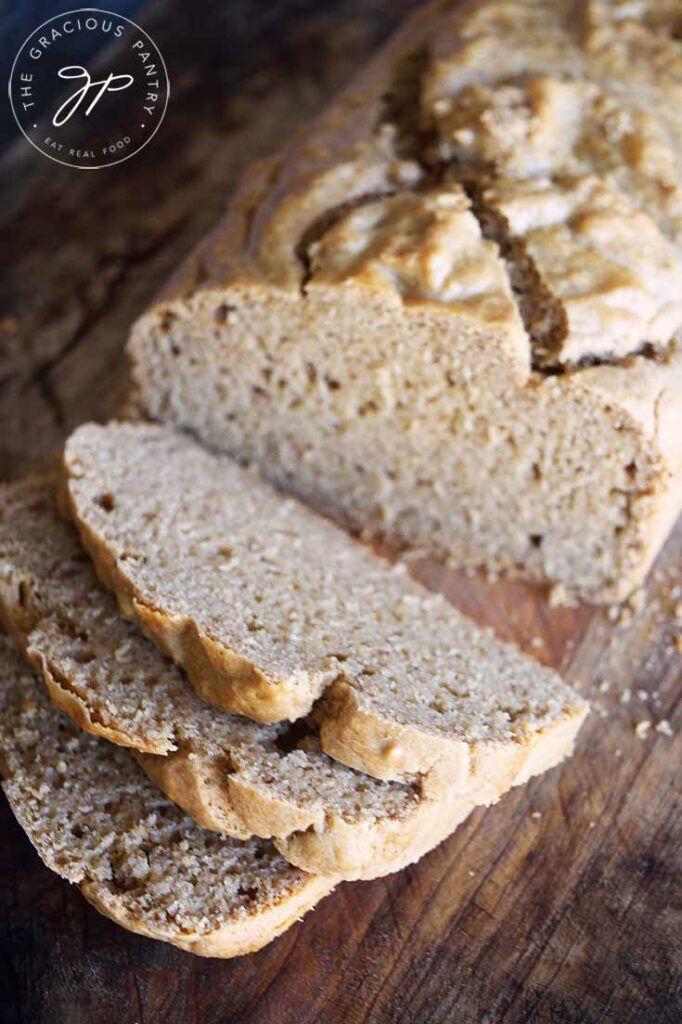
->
(319, 676, 588, 794)
(81, 872, 334, 958)
(277, 794, 474, 880)
(32, 649, 169, 754)
(136, 746, 253, 840)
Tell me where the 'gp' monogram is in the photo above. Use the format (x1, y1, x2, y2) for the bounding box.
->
(52, 66, 134, 126)
(9, 8, 168, 168)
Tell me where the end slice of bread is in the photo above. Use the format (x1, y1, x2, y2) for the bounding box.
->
(0, 635, 333, 957)
(0, 478, 473, 880)
(61, 422, 589, 799)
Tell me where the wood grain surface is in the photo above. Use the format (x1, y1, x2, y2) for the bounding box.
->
(1, 2, 680, 1022)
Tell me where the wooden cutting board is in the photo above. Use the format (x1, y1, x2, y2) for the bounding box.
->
(1, 2, 680, 1021)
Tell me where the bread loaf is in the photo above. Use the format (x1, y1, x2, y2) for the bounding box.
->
(0, 635, 333, 957)
(62, 422, 588, 801)
(128, 0, 682, 602)
(0, 478, 473, 880)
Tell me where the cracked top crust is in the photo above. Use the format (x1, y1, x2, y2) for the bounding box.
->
(143, 0, 682, 377)
(480, 175, 682, 365)
(306, 186, 525, 332)
(432, 74, 682, 246)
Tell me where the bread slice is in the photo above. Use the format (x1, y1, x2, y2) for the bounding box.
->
(0, 478, 474, 881)
(0, 635, 333, 957)
(127, 0, 682, 603)
(62, 422, 588, 803)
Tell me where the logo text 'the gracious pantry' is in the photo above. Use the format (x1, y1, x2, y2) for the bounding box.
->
(8, 9, 169, 169)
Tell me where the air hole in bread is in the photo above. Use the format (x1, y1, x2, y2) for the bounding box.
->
(97, 493, 115, 513)
(70, 648, 96, 665)
(159, 311, 177, 333)
(237, 885, 258, 901)
(214, 304, 235, 325)
(273, 718, 317, 755)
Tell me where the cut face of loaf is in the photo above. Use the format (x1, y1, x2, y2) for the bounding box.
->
(0, 479, 475, 881)
(128, 0, 682, 602)
(62, 422, 588, 799)
(0, 636, 333, 958)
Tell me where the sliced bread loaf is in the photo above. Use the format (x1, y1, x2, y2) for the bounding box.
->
(62, 422, 588, 800)
(0, 478, 475, 880)
(0, 635, 333, 957)
(128, 0, 682, 603)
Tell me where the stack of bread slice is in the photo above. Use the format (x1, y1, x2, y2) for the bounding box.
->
(0, 420, 588, 957)
(0, 637, 333, 957)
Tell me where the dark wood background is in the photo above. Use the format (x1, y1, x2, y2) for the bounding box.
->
(1, 1, 681, 1021)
